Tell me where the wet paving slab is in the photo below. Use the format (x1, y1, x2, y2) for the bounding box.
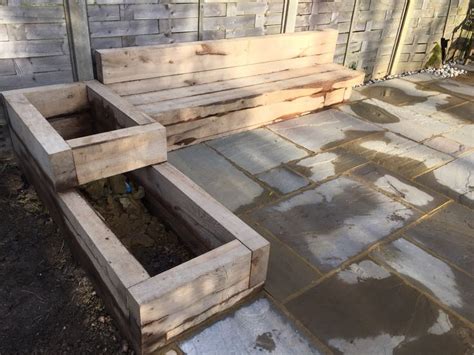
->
(173, 74, 474, 353)
(268, 109, 381, 153)
(338, 99, 455, 142)
(343, 131, 453, 179)
(256, 166, 309, 195)
(401, 72, 443, 84)
(168, 144, 266, 212)
(207, 128, 307, 174)
(290, 147, 367, 183)
(179, 297, 323, 354)
(422, 79, 474, 101)
(350, 163, 448, 212)
(372, 238, 474, 323)
(248, 176, 420, 272)
(356, 78, 449, 105)
(403, 202, 474, 276)
(416, 152, 474, 208)
(285, 259, 474, 354)
(238, 216, 321, 302)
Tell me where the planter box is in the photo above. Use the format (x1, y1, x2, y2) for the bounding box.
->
(2, 81, 167, 191)
(9, 128, 269, 354)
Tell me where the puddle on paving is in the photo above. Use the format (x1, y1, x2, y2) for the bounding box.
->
(349, 100, 401, 123)
(359, 81, 464, 115)
(360, 85, 428, 106)
(286, 259, 473, 354)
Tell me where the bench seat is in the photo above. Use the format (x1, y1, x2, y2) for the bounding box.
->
(96, 30, 364, 149)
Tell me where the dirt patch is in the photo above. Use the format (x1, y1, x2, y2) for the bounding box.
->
(0, 162, 132, 353)
(80, 175, 195, 276)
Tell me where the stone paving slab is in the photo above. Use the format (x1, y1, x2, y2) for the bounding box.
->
(423, 79, 474, 101)
(351, 163, 448, 212)
(416, 152, 474, 208)
(339, 99, 455, 142)
(442, 125, 474, 149)
(179, 297, 323, 354)
(285, 259, 473, 354)
(249, 176, 419, 272)
(343, 132, 453, 179)
(240, 216, 321, 302)
(404, 202, 474, 275)
(207, 128, 307, 174)
(168, 144, 266, 212)
(268, 109, 381, 153)
(356, 78, 445, 106)
(401, 72, 443, 83)
(256, 166, 309, 195)
(290, 147, 367, 183)
(355, 79, 467, 125)
(423, 136, 470, 157)
(372, 238, 474, 323)
(437, 101, 474, 124)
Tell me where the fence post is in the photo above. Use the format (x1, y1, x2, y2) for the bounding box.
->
(389, 0, 414, 75)
(64, 0, 94, 81)
(282, 0, 298, 33)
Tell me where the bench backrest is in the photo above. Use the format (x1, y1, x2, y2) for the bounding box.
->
(95, 30, 338, 86)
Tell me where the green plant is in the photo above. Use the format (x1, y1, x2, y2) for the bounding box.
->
(425, 42, 443, 68)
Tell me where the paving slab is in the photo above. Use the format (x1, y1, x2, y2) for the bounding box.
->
(416, 152, 474, 208)
(339, 99, 455, 142)
(237, 220, 321, 302)
(357, 78, 441, 105)
(438, 101, 474, 123)
(249, 177, 419, 272)
(404, 202, 474, 276)
(290, 148, 367, 183)
(372, 238, 474, 322)
(207, 128, 307, 174)
(423, 79, 474, 101)
(358, 79, 466, 120)
(168, 144, 266, 212)
(256, 166, 309, 195)
(179, 297, 323, 354)
(351, 163, 448, 212)
(401, 72, 443, 83)
(285, 259, 473, 354)
(442, 125, 474, 149)
(343, 132, 453, 178)
(268, 109, 381, 153)
(423, 136, 470, 157)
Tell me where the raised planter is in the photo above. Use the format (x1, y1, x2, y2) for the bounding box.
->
(2, 81, 167, 190)
(8, 127, 269, 354)
(3, 82, 269, 354)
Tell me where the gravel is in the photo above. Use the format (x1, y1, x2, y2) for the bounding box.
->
(357, 61, 468, 87)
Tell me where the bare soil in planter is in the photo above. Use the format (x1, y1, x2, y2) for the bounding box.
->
(80, 174, 195, 276)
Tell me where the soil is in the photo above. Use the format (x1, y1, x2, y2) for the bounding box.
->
(80, 175, 195, 276)
(0, 162, 132, 354)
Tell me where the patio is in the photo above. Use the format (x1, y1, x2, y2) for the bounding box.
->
(168, 70, 474, 354)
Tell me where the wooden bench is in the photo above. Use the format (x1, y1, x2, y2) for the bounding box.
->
(96, 29, 365, 149)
